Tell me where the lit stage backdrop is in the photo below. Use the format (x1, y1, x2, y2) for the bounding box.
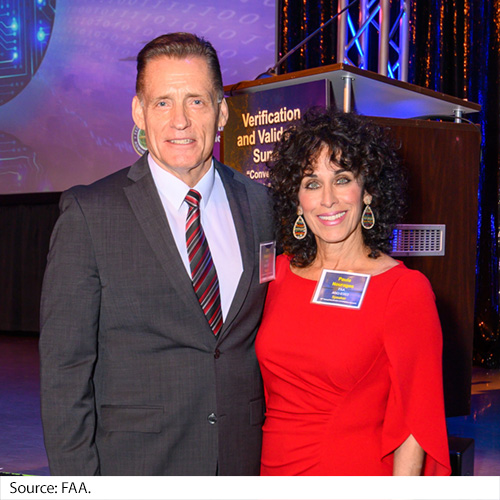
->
(0, 0, 275, 194)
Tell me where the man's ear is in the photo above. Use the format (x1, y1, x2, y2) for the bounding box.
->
(218, 98, 229, 129)
(132, 95, 146, 130)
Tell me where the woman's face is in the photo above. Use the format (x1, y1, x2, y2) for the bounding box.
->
(297, 147, 371, 250)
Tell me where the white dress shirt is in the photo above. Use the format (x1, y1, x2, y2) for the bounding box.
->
(148, 155, 243, 321)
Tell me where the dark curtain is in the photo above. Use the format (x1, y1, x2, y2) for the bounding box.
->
(277, 0, 338, 74)
(0, 193, 60, 332)
(277, 0, 500, 367)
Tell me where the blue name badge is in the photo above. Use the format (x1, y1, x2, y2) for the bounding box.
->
(312, 270, 371, 309)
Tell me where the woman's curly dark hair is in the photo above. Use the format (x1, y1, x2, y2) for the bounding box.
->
(268, 107, 407, 267)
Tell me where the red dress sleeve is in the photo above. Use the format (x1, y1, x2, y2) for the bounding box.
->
(381, 269, 451, 475)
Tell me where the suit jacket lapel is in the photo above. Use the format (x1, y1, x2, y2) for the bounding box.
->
(124, 155, 213, 346)
(215, 160, 255, 339)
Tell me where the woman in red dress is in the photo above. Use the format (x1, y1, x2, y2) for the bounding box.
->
(256, 108, 451, 476)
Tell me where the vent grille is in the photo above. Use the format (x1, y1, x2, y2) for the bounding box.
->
(391, 224, 445, 256)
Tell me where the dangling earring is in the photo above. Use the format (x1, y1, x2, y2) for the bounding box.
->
(361, 203, 375, 230)
(293, 208, 307, 240)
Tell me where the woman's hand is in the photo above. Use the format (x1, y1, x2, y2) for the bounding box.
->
(393, 434, 425, 475)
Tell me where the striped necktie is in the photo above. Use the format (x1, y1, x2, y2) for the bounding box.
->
(185, 189, 223, 335)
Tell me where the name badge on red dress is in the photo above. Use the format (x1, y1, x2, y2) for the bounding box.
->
(312, 270, 370, 309)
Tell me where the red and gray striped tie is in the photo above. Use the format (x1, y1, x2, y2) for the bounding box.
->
(185, 189, 223, 335)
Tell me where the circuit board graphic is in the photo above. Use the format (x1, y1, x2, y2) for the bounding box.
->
(0, 130, 47, 191)
(0, 0, 56, 106)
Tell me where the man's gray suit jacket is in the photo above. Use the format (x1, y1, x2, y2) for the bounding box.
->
(39, 154, 275, 475)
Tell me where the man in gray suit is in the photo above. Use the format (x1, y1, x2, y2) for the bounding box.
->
(39, 33, 274, 475)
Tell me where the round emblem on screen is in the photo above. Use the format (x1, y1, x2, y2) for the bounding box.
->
(131, 125, 148, 156)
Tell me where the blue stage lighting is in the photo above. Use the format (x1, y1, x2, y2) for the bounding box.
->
(346, 14, 364, 67)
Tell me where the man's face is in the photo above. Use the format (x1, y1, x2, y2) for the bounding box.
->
(132, 55, 228, 186)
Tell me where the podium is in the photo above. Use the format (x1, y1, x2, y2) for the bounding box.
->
(222, 64, 481, 417)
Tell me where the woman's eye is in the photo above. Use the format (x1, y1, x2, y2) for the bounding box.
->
(305, 181, 320, 189)
(336, 176, 350, 184)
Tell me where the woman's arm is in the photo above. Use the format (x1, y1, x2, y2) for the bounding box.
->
(393, 434, 425, 476)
